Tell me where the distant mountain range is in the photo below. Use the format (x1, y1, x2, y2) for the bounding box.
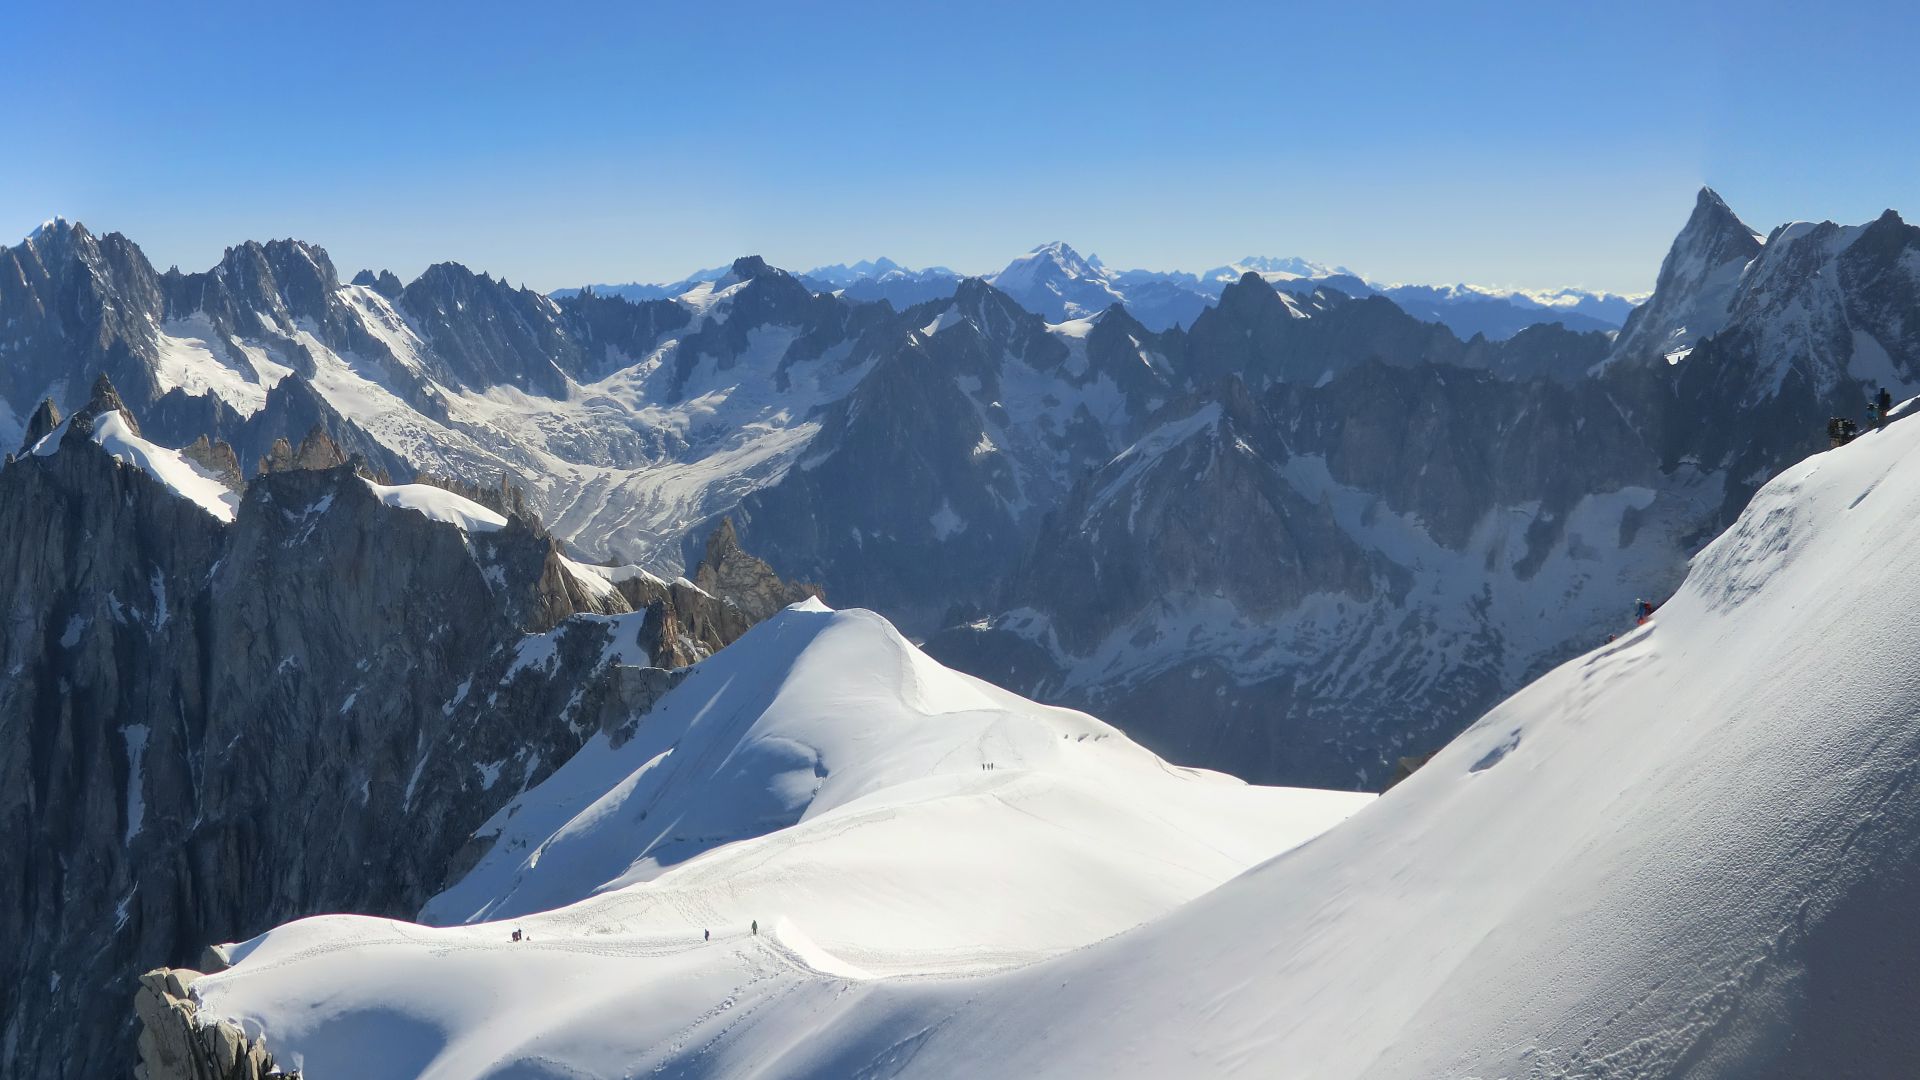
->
(8, 187, 1920, 1076)
(559, 243, 1646, 340)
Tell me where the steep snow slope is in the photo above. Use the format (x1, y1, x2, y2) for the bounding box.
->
(188, 602, 1370, 1078)
(763, 405, 1920, 1078)
(200, 402, 1920, 1079)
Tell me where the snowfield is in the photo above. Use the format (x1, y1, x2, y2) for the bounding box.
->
(191, 600, 1369, 1078)
(192, 407, 1920, 1076)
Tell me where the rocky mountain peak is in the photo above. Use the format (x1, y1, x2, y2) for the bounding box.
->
(703, 514, 742, 562)
(951, 276, 998, 307)
(1690, 187, 1762, 251)
(729, 255, 775, 280)
(72, 371, 140, 437)
(182, 435, 246, 492)
(694, 516, 821, 623)
(206, 238, 343, 330)
(349, 268, 405, 298)
(950, 276, 1030, 323)
(256, 424, 347, 475)
(1215, 271, 1290, 319)
(18, 397, 62, 454)
(23, 216, 85, 252)
(1608, 187, 1765, 365)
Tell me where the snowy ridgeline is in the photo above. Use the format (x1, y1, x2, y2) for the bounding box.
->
(187, 600, 1369, 1077)
(185, 407, 1920, 1076)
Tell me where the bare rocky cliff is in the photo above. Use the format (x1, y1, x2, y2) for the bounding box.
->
(0, 381, 808, 1079)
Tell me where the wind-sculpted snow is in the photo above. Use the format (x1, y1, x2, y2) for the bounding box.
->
(189, 602, 1371, 1078)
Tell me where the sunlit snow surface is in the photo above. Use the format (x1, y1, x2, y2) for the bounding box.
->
(192, 601, 1370, 1078)
(200, 408, 1920, 1077)
(362, 479, 508, 533)
(32, 411, 242, 521)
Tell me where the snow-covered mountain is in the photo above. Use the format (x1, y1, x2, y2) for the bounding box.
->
(559, 243, 1636, 339)
(12, 192, 1920, 1077)
(1608, 187, 1766, 366)
(10, 193, 1910, 797)
(798, 258, 963, 309)
(1602, 188, 1920, 522)
(1198, 253, 1360, 285)
(157, 600, 1368, 1078)
(921, 191, 1920, 789)
(547, 265, 732, 303)
(158, 407, 1920, 1075)
(985, 241, 1129, 322)
(1376, 281, 1632, 338)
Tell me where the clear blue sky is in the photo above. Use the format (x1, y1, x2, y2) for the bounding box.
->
(5, 0, 1916, 294)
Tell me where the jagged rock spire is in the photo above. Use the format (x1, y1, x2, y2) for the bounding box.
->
(693, 516, 822, 623)
(181, 435, 246, 493)
(71, 372, 140, 437)
(18, 397, 62, 454)
(1608, 187, 1765, 365)
(255, 424, 346, 476)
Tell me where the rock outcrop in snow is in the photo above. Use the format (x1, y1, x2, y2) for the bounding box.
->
(133, 967, 290, 1080)
(692, 516, 821, 623)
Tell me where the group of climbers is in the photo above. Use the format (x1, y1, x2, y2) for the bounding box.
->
(1831, 386, 1896, 448)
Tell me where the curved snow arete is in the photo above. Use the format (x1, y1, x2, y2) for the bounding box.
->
(189, 600, 1369, 1079)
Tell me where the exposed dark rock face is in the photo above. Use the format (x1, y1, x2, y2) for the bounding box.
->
(731, 335, 1031, 626)
(925, 352, 1685, 788)
(692, 517, 822, 623)
(179, 437, 243, 492)
(1603, 199, 1920, 522)
(0, 397, 805, 1079)
(399, 263, 583, 396)
(19, 397, 63, 453)
(0, 221, 172, 417)
(929, 190, 1920, 790)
